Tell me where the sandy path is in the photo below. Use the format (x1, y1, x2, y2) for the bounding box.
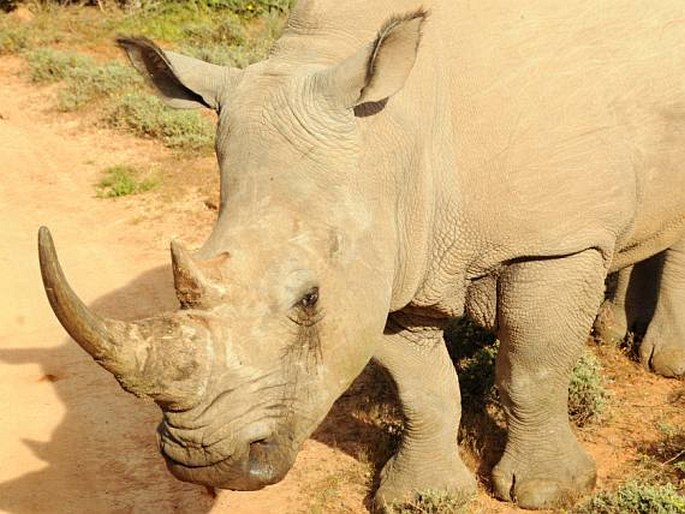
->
(0, 56, 364, 514)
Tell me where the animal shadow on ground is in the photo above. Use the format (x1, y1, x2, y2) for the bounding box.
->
(0, 265, 217, 514)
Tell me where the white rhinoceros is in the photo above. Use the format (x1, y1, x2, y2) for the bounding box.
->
(39, 0, 685, 509)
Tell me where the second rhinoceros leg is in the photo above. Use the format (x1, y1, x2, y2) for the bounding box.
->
(639, 236, 685, 377)
(372, 318, 476, 509)
(594, 266, 632, 344)
(594, 257, 660, 345)
(492, 250, 605, 510)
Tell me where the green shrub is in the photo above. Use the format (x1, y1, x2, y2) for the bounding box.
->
(0, 17, 29, 53)
(95, 165, 157, 198)
(57, 59, 141, 110)
(178, 9, 285, 66)
(105, 93, 215, 150)
(634, 422, 685, 491)
(568, 349, 609, 427)
(26, 48, 142, 110)
(387, 489, 470, 514)
(25, 48, 93, 83)
(186, 0, 292, 17)
(572, 482, 685, 514)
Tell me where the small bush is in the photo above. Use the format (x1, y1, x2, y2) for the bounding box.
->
(0, 18, 29, 54)
(57, 60, 141, 110)
(105, 93, 215, 150)
(572, 482, 685, 514)
(26, 48, 142, 110)
(179, 10, 285, 66)
(568, 349, 609, 427)
(387, 490, 470, 514)
(95, 165, 157, 198)
(188, 0, 293, 17)
(634, 423, 685, 491)
(652, 424, 685, 475)
(25, 48, 93, 83)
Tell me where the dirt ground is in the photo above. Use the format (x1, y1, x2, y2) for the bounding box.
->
(0, 54, 683, 514)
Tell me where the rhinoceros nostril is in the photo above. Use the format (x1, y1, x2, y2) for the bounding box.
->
(249, 438, 269, 448)
(246, 438, 284, 485)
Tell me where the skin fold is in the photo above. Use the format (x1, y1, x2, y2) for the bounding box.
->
(39, 1, 685, 510)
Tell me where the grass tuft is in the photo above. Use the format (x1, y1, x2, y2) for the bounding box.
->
(632, 422, 685, 495)
(189, 0, 293, 18)
(178, 10, 286, 66)
(104, 93, 215, 150)
(26, 48, 143, 110)
(568, 349, 609, 427)
(572, 481, 685, 514)
(95, 165, 158, 198)
(387, 489, 470, 514)
(26, 48, 93, 83)
(0, 16, 29, 53)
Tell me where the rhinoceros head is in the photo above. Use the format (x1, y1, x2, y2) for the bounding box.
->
(39, 10, 426, 491)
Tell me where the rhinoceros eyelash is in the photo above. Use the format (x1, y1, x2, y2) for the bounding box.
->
(287, 308, 324, 328)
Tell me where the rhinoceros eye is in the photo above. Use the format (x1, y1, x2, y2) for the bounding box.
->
(299, 287, 319, 309)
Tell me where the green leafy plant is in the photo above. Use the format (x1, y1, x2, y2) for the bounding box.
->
(387, 489, 470, 514)
(568, 349, 609, 427)
(26, 48, 142, 110)
(105, 93, 215, 150)
(95, 165, 157, 198)
(186, 0, 293, 17)
(25, 48, 93, 83)
(0, 17, 29, 53)
(633, 422, 685, 494)
(572, 482, 685, 514)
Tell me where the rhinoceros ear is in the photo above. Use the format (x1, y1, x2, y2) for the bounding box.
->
(319, 9, 427, 109)
(117, 36, 238, 111)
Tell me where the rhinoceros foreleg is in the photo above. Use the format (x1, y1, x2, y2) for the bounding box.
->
(492, 250, 605, 509)
(639, 236, 685, 377)
(372, 319, 476, 509)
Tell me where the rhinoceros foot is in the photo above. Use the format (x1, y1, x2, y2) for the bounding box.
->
(374, 446, 476, 512)
(640, 331, 685, 378)
(593, 298, 629, 346)
(492, 434, 596, 510)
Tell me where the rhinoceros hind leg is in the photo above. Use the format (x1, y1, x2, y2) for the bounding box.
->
(639, 238, 685, 377)
(372, 318, 476, 511)
(492, 250, 604, 509)
(594, 257, 660, 346)
(594, 268, 631, 344)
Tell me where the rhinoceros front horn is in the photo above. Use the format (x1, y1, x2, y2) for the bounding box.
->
(38, 227, 210, 407)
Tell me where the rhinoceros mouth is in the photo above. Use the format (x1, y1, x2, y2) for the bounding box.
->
(161, 435, 297, 491)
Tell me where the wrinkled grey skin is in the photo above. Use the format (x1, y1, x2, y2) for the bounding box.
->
(39, 0, 685, 510)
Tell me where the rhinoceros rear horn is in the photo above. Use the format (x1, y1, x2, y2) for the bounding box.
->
(38, 227, 209, 405)
(171, 240, 228, 309)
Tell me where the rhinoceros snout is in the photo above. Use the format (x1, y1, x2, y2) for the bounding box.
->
(159, 425, 295, 491)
